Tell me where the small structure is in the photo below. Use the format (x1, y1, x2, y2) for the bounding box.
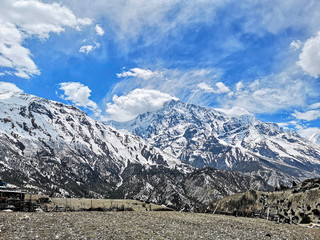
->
(0, 178, 27, 211)
(0, 189, 26, 211)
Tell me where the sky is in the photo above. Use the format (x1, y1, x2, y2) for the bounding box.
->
(0, 0, 320, 142)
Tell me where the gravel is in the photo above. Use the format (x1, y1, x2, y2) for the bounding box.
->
(0, 211, 319, 240)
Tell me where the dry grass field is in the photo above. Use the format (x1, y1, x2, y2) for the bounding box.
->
(0, 211, 319, 240)
(26, 195, 172, 212)
(48, 198, 169, 212)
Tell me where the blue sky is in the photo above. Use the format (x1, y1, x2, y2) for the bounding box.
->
(1, 0, 320, 142)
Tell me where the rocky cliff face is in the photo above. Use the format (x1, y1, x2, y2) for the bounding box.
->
(0, 92, 270, 210)
(109, 100, 320, 186)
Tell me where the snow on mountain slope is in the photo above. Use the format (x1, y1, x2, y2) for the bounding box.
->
(0, 92, 270, 210)
(109, 100, 320, 186)
(0, 92, 185, 171)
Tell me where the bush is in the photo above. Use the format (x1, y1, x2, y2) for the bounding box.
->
(300, 214, 312, 224)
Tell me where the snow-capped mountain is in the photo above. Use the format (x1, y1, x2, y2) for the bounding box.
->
(109, 100, 320, 186)
(0, 92, 270, 210)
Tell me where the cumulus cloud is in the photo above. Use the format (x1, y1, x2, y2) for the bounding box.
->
(95, 24, 104, 36)
(197, 82, 230, 94)
(59, 82, 100, 115)
(297, 31, 320, 77)
(215, 82, 230, 94)
(117, 68, 159, 80)
(79, 42, 100, 55)
(0, 21, 40, 79)
(0, 81, 23, 93)
(292, 110, 320, 121)
(105, 88, 177, 122)
(0, 0, 91, 79)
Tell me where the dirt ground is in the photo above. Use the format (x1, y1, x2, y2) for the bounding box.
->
(0, 211, 319, 240)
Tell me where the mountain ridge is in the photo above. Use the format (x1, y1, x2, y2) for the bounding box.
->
(109, 99, 320, 186)
(0, 92, 270, 210)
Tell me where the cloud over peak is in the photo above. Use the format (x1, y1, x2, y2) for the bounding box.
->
(0, 81, 23, 93)
(105, 88, 177, 122)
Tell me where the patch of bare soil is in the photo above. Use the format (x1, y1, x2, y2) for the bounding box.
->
(0, 212, 319, 240)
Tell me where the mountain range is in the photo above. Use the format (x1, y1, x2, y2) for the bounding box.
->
(110, 100, 320, 186)
(0, 92, 271, 210)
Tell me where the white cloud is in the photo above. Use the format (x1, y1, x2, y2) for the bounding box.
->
(105, 88, 177, 122)
(95, 24, 104, 36)
(79, 42, 100, 55)
(197, 82, 214, 93)
(309, 102, 320, 109)
(215, 82, 230, 94)
(292, 110, 320, 121)
(235, 81, 244, 92)
(297, 31, 320, 77)
(117, 68, 159, 80)
(277, 120, 320, 145)
(298, 127, 320, 144)
(64, 1, 320, 49)
(277, 121, 301, 130)
(0, 21, 40, 79)
(277, 122, 289, 129)
(59, 82, 100, 115)
(107, 67, 230, 109)
(222, 73, 316, 114)
(215, 106, 252, 117)
(64, 0, 223, 43)
(197, 82, 230, 94)
(109, 65, 318, 116)
(0, 81, 23, 93)
(239, 1, 320, 36)
(0, 0, 91, 79)
(79, 45, 94, 54)
(290, 40, 302, 51)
